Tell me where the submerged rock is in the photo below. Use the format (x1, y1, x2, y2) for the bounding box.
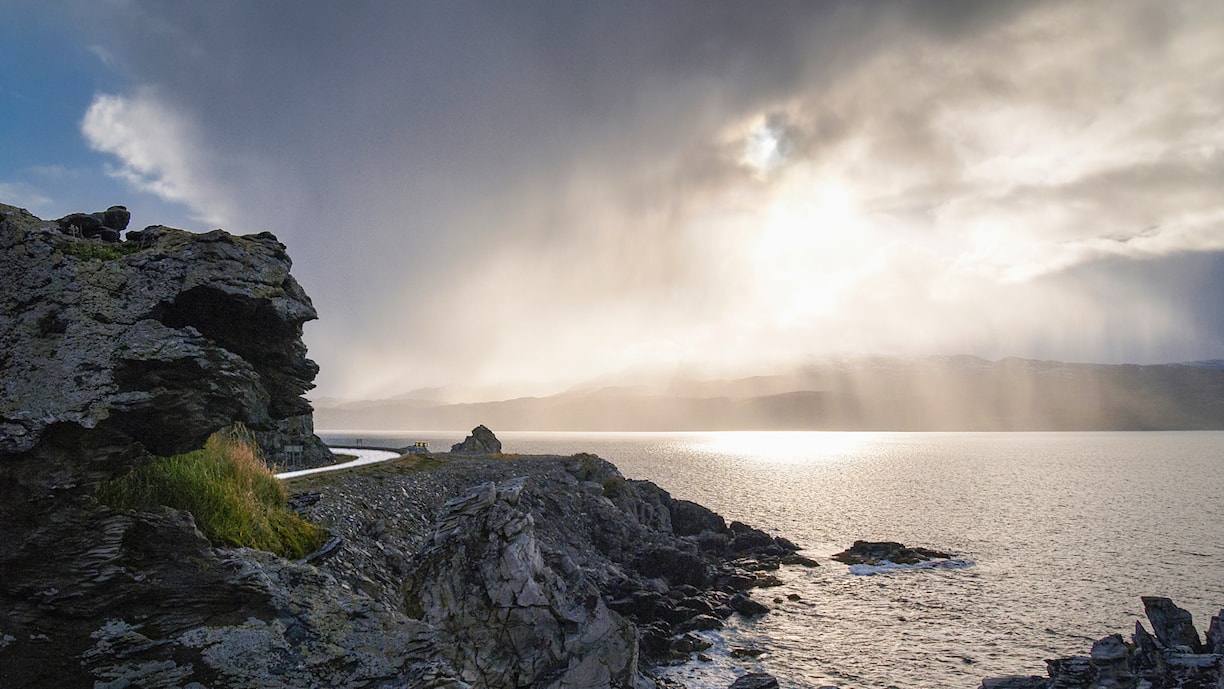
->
(449, 424, 502, 455)
(729, 672, 780, 689)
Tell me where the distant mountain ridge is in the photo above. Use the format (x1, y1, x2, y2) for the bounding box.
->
(315, 356, 1224, 431)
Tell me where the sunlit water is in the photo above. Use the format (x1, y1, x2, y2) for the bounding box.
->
(318, 430, 1224, 689)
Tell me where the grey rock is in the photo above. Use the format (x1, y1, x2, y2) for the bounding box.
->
(2, 206, 320, 509)
(1046, 656, 1094, 688)
(449, 424, 502, 455)
(0, 503, 464, 688)
(1206, 610, 1224, 654)
(832, 540, 953, 565)
(1142, 596, 1204, 653)
(979, 677, 1049, 689)
(981, 597, 1224, 689)
(404, 479, 639, 688)
(729, 672, 780, 689)
(1089, 634, 1133, 688)
(253, 413, 334, 470)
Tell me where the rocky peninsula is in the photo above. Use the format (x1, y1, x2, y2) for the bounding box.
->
(0, 204, 806, 688)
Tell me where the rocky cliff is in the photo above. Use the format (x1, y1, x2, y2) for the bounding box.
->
(0, 204, 806, 688)
(0, 204, 400, 688)
(0, 203, 320, 516)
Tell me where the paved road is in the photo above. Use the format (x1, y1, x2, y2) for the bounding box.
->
(275, 448, 401, 479)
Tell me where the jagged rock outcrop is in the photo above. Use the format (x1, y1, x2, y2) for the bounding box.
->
(404, 479, 639, 688)
(254, 413, 335, 470)
(1, 503, 462, 688)
(54, 205, 130, 242)
(979, 596, 1224, 689)
(450, 423, 502, 455)
(1, 204, 319, 513)
(292, 450, 812, 675)
(1, 204, 410, 689)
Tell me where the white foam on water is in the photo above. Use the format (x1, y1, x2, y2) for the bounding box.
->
(847, 558, 975, 576)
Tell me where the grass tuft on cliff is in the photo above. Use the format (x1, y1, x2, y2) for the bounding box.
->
(96, 427, 327, 559)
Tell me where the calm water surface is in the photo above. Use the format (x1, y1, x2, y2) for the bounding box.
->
(319, 430, 1224, 689)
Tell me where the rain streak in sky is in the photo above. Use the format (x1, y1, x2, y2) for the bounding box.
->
(2, 0, 1223, 401)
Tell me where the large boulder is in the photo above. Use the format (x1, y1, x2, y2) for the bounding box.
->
(404, 479, 640, 688)
(1, 204, 320, 513)
(449, 424, 502, 455)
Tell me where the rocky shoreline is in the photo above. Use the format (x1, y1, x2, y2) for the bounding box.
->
(284, 441, 816, 686)
(980, 596, 1224, 689)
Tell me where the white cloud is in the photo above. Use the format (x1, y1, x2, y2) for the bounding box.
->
(81, 89, 230, 225)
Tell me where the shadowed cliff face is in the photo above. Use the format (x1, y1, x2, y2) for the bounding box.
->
(0, 203, 318, 510)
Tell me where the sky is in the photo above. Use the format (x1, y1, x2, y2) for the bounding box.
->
(2, 0, 1223, 402)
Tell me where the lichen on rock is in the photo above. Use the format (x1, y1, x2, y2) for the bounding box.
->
(1, 204, 320, 509)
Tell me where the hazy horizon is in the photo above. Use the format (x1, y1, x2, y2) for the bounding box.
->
(4, 1, 1223, 401)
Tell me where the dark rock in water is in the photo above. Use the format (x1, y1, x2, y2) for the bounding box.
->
(675, 613, 722, 633)
(979, 677, 1048, 689)
(1045, 656, 1094, 688)
(1208, 610, 1224, 654)
(832, 540, 953, 565)
(1132, 620, 1163, 671)
(729, 672, 780, 689)
(729, 593, 770, 617)
(671, 499, 727, 536)
(449, 424, 502, 455)
(979, 596, 1224, 689)
(1142, 595, 1205, 652)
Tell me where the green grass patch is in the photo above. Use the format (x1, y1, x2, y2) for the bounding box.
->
(96, 427, 327, 559)
(59, 240, 143, 261)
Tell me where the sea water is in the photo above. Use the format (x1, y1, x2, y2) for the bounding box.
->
(318, 430, 1224, 689)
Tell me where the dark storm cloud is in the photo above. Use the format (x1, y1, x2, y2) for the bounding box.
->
(59, 0, 1224, 397)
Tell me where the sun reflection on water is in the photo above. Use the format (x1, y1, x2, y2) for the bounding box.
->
(683, 431, 880, 464)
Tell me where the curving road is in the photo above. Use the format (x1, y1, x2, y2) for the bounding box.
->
(275, 448, 402, 480)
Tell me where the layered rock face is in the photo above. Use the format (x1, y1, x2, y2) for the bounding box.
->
(0, 203, 319, 513)
(1, 204, 396, 688)
(405, 479, 638, 688)
(254, 413, 335, 470)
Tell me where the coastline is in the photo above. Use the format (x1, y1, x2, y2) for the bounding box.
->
(283, 445, 815, 686)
